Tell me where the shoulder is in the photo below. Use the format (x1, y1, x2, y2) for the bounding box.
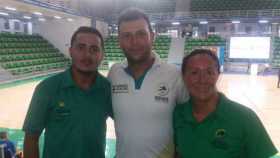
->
(109, 63, 123, 72)
(36, 71, 64, 91)
(221, 95, 260, 123)
(173, 101, 190, 128)
(158, 62, 180, 74)
(108, 63, 125, 80)
(174, 101, 189, 118)
(97, 73, 111, 89)
(153, 62, 182, 82)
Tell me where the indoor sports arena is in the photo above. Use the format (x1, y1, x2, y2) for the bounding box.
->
(0, 0, 279, 157)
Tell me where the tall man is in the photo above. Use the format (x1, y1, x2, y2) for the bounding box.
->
(108, 8, 188, 158)
(23, 26, 112, 158)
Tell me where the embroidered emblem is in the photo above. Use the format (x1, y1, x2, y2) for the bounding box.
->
(212, 128, 228, 150)
(157, 83, 169, 96)
(58, 101, 65, 107)
(215, 129, 226, 138)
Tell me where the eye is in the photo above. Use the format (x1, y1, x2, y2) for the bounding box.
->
(120, 33, 131, 39)
(189, 70, 198, 75)
(207, 68, 217, 76)
(136, 30, 147, 37)
(75, 44, 85, 50)
(89, 46, 101, 53)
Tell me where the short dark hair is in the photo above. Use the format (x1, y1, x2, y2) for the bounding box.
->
(70, 26, 104, 50)
(118, 8, 153, 33)
(182, 49, 220, 75)
(0, 131, 7, 139)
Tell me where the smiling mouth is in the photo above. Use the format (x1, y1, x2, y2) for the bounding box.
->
(81, 60, 93, 66)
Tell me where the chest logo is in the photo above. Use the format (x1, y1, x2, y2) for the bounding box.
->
(112, 84, 129, 93)
(58, 101, 65, 107)
(157, 83, 169, 96)
(212, 128, 228, 150)
(154, 83, 169, 103)
(215, 129, 226, 138)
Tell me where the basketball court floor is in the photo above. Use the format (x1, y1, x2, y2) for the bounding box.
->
(0, 73, 279, 155)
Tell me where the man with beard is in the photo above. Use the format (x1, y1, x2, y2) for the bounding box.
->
(108, 8, 188, 158)
(23, 26, 112, 158)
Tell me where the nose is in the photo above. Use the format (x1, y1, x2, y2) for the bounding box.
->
(83, 47, 93, 56)
(198, 71, 208, 83)
(129, 35, 137, 45)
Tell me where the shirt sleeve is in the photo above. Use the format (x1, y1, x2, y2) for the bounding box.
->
(174, 70, 189, 104)
(107, 85, 114, 119)
(107, 64, 115, 82)
(245, 110, 278, 158)
(22, 81, 52, 135)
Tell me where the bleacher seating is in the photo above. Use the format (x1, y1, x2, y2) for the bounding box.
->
(272, 37, 280, 68)
(184, 35, 226, 55)
(153, 35, 171, 60)
(0, 32, 70, 76)
(100, 35, 171, 70)
(191, 0, 280, 11)
(99, 36, 125, 70)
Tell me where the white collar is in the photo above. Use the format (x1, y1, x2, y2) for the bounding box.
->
(121, 51, 162, 69)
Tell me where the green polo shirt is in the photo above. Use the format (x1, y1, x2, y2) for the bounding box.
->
(173, 93, 278, 158)
(23, 68, 112, 158)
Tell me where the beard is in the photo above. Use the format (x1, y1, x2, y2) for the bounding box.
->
(72, 61, 98, 76)
(124, 46, 153, 65)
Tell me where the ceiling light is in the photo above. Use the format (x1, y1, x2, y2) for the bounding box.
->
(33, 12, 42, 16)
(259, 20, 268, 24)
(232, 20, 240, 24)
(5, 6, 16, 11)
(67, 18, 73, 22)
(172, 22, 180, 25)
(0, 12, 9, 16)
(199, 21, 208, 24)
(38, 18, 46, 21)
(23, 16, 32, 19)
(54, 16, 62, 19)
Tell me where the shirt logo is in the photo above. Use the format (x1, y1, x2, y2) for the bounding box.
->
(157, 83, 169, 96)
(215, 129, 226, 138)
(58, 101, 65, 107)
(212, 128, 228, 150)
(155, 83, 169, 103)
(112, 84, 129, 93)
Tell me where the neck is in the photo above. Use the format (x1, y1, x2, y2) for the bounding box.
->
(127, 55, 154, 79)
(192, 92, 219, 122)
(71, 67, 97, 90)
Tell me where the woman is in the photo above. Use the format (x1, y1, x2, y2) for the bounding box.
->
(173, 49, 277, 158)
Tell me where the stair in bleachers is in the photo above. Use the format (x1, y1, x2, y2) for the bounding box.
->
(0, 32, 70, 76)
(168, 38, 185, 64)
(100, 35, 125, 71)
(153, 35, 171, 61)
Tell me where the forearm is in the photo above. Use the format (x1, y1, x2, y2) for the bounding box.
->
(23, 133, 40, 158)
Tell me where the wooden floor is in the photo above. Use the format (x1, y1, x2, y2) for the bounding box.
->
(0, 73, 279, 151)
